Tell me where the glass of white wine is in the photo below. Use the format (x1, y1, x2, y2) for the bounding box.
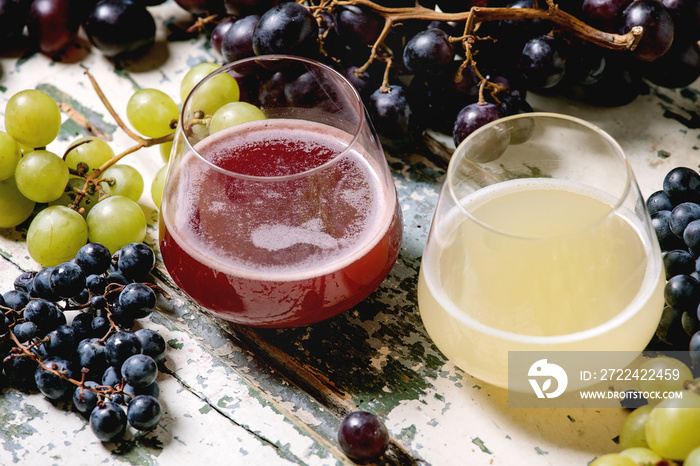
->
(417, 113, 665, 390)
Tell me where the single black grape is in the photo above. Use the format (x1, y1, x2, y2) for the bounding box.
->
(73, 380, 101, 417)
(3, 289, 30, 311)
(77, 337, 109, 379)
(116, 242, 155, 281)
(118, 282, 156, 319)
(35, 356, 76, 400)
(683, 219, 700, 252)
(252, 2, 318, 58)
(13, 271, 36, 293)
(337, 411, 390, 461)
(669, 202, 700, 237)
(662, 166, 700, 205)
(402, 28, 455, 76)
(210, 15, 236, 55)
(127, 395, 162, 431)
(452, 102, 504, 147)
(221, 14, 258, 63)
(41, 324, 76, 358)
(104, 331, 142, 369)
(121, 354, 158, 388)
(646, 190, 675, 214)
(90, 401, 127, 442)
(366, 84, 421, 150)
(519, 35, 567, 90)
(664, 274, 700, 313)
(12, 321, 38, 343)
(33, 267, 60, 301)
(690, 331, 700, 365)
(23, 298, 63, 336)
(75, 242, 112, 276)
(49, 261, 86, 299)
(620, 0, 675, 62)
(83, 0, 156, 58)
(135, 328, 167, 363)
(27, 0, 82, 58)
(663, 249, 696, 279)
(91, 315, 111, 337)
(651, 210, 687, 251)
(333, 5, 383, 50)
(3, 355, 38, 389)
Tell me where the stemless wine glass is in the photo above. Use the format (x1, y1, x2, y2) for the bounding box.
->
(417, 113, 665, 390)
(159, 55, 402, 328)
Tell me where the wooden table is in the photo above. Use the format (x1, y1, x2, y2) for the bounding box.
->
(1, 2, 699, 465)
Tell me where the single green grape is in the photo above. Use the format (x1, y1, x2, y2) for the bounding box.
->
(686, 446, 700, 466)
(86, 195, 146, 254)
(0, 176, 35, 228)
(27, 205, 88, 266)
(100, 164, 144, 202)
(638, 356, 693, 394)
(49, 176, 100, 216)
(5, 89, 62, 148)
(159, 140, 173, 163)
(645, 390, 700, 459)
(14, 149, 70, 203)
(151, 164, 167, 209)
(127, 88, 179, 138)
(180, 62, 220, 102)
(0, 131, 21, 181)
(182, 63, 240, 116)
(619, 405, 653, 450)
(588, 453, 637, 466)
(64, 137, 114, 173)
(619, 447, 662, 464)
(209, 102, 266, 133)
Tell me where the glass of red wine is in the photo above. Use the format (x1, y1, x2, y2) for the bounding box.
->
(159, 55, 403, 328)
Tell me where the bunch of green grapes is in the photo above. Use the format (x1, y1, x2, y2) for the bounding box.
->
(591, 356, 700, 465)
(0, 87, 172, 266)
(2, 61, 264, 268)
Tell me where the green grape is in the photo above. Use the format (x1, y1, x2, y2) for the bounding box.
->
(27, 205, 88, 266)
(638, 356, 693, 394)
(182, 63, 239, 116)
(619, 406, 653, 450)
(619, 447, 662, 464)
(645, 390, 700, 460)
(127, 88, 179, 138)
(49, 176, 100, 215)
(64, 137, 114, 173)
(86, 195, 146, 254)
(589, 453, 637, 466)
(686, 446, 700, 466)
(0, 131, 21, 181)
(5, 89, 62, 148)
(151, 164, 167, 209)
(14, 149, 70, 203)
(159, 140, 173, 163)
(0, 176, 35, 228)
(209, 102, 266, 133)
(100, 164, 144, 201)
(180, 62, 220, 102)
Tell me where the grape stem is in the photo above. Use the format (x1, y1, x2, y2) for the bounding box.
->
(65, 70, 176, 212)
(329, 0, 643, 91)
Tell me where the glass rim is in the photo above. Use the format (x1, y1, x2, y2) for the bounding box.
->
(447, 112, 636, 241)
(179, 54, 367, 181)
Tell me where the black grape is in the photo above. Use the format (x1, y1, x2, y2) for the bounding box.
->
(221, 14, 259, 63)
(402, 28, 455, 76)
(210, 16, 236, 56)
(252, 2, 318, 58)
(620, 0, 675, 62)
(518, 35, 567, 90)
(27, 0, 81, 57)
(366, 84, 421, 151)
(337, 411, 390, 461)
(642, 39, 700, 88)
(452, 102, 503, 146)
(333, 5, 383, 50)
(83, 0, 156, 59)
(581, 0, 633, 32)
